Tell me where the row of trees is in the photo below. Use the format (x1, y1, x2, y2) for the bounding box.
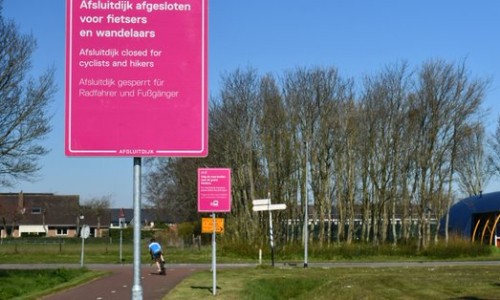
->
(146, 60, 498, 249)
(2, 4, 497, 249)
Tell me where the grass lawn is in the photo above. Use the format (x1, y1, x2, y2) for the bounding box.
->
(164, 265, 500, 299)
(0, 268, 108, 300)
(0, 241, 218, 264)
(1, 239, 500, 299)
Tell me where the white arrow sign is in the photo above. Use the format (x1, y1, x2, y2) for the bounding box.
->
(252, 203, 287, 211)
(252, 199, 271, 206)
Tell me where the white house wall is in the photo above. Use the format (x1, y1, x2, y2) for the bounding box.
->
(19, 225, 47, 234)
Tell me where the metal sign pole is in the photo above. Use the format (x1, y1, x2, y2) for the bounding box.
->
(212, 213, 217, 295)
(132, 158, 143, 300)
(269, 208, 275, 267)
(80, 233, 85, 267)
(80, 224, 89, 267)
(119, 227, 123, 263)
(267, 193, 275, 267)
(304, 141, 309, 268)
(252, 196, 286, 267)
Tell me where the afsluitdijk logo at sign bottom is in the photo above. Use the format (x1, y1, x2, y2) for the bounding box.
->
(118, 149, 154, 155)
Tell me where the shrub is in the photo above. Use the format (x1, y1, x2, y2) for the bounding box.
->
(213, 238, 493, 261)
(422, 239, 491, 259)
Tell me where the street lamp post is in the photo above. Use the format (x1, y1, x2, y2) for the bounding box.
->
(304, 141, 309, 268)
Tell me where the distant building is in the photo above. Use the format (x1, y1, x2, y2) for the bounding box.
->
(441, 191, 500, 246)
(0, 192, 178, 238)
(109, 208, 174, 229)
(0, 192, 109, 238)
(0, 192, 80, 237)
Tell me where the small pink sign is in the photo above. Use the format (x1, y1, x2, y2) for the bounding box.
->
(198, 168, 231, 213)
(65, 0, 208, 156)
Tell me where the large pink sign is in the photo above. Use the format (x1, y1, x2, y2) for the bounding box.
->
(65, 0, 208, 156)
(198, 168, 231, 213)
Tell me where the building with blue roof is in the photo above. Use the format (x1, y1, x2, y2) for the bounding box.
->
(442, 191, 500, 246)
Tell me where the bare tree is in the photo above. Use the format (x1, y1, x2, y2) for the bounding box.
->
(258, 75, 298, 244)
(81, 195, 111, 237)
(455, 123, 490, 196)
(143, 59, 488, 248)
(488, 116, 500, 179)
(209, 68, 265, 243)
(0, 6, 56, 187)
(144, 157, 200, 223)
(410, 59, 486, 248)
(283, 67, 319, 245)
(360, 62, 413, 245)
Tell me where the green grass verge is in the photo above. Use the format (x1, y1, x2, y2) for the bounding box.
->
(0, 236, 497, 264)
(164, 265, 500, 299)
(0, 268, 108, 300)
(0, 240, 218, 264)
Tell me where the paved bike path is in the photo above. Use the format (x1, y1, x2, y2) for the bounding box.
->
(43, 264, 200, 300)
(7, 263, 252, 300)
(0, 263, 209, 300)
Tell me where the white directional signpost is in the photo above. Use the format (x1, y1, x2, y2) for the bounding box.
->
(252, 200, 287, 211)
(252, 197, 287, 267)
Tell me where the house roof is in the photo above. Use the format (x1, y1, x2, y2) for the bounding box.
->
(0, 193, 80, 226)
(0, 193, 179, 228)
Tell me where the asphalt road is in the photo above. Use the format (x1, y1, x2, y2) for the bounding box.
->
(43, 265, 199, 300)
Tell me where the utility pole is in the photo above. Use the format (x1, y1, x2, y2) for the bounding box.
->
(304, 141, 309, 268)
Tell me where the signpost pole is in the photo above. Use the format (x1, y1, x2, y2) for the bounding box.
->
(267, 193, 275, 267)
(132, 158, 143, 300)
(269, 208, 275, 267)
(212, 213, 217, 295)
(80, 231, 85, 267)
(304, 141, 309, 268)
(198, 168, 231, 296)
(119, 210, 125, 263)
(119, 228, 123, 263)
(252, 197, 287, 267)
(80, 224, 89, 267)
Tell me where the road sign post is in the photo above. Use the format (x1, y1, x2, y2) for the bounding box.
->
(211, 213, 217, 296)
(119, 210, 126, 263)
(66, 1, 208, 299)
(252, 197, 287, 267)
(198, 168, 232, 212)
(197, 168, 231, 296)
(80, 224, 90, 267)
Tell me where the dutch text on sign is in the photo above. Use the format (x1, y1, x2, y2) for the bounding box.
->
(65, 0, 208, 157)
(202, 217, 224, 234)
(198, 168, 232, 212)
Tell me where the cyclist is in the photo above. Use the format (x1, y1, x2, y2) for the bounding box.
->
(148, 238, 166, 275)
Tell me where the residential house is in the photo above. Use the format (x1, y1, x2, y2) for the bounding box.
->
(0, 192, 110, 238)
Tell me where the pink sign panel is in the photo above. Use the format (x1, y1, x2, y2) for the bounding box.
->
(198, 168, 232, 213)
(65, 0, 208, 156)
